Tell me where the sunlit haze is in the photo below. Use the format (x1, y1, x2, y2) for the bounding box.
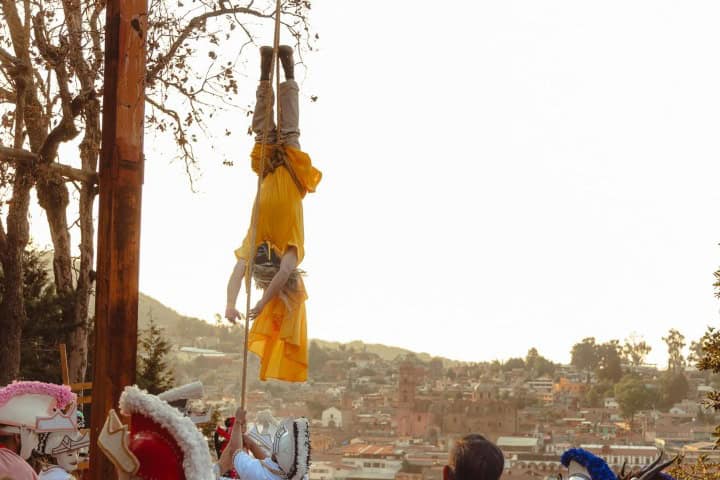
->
(32, 1, 720, 367)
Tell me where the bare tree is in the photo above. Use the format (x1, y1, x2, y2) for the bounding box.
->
(622, 332, 652, 369)
(662, 328, 686, 374)
(0, 0, 313, 385)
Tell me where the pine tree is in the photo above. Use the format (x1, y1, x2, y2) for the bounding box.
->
(136, 316, 175, 394)
(0, 248, 72, 383)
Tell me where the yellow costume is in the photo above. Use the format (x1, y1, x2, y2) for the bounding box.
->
(235, 144, 321, 382)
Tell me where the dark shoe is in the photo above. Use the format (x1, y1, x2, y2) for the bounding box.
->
(260, 46, 273, 81)
(278, 45, 294, 80)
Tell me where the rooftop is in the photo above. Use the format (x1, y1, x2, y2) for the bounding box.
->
(497, 437, 539, 448)
(341, 444, 400, 457)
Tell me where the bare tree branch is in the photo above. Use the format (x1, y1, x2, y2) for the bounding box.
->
(60, 0, 92, 86)
(0, 87, 14, 102)
(0, 46, 18, 65)
(146, 95, 197, 191)
(0, 1, 28, 62)
(88, 0, 105, 74)
(0, 216, 6, 254)
(147, 5, 270, 82)
(0, 145, 98, 184)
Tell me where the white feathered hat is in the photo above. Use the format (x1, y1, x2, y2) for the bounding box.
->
(271, 417, 311, 480)
(157, 381, 204, 405)
(0, 381, 77, 433)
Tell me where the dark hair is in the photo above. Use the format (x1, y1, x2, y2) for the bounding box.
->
(0, 432, 17, 448)
(448, 434, 504, 480)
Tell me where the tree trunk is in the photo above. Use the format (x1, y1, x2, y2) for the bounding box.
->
(67, 98, 101, 383)
(0, 169, 31, 385)
(51, 0, 103, 384)
(0, 0, 50, 384)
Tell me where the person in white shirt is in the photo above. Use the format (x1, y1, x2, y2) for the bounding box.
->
(218, 408, 310, 480)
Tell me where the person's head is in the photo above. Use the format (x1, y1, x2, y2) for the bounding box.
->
(38, 431, 87, 473)
(443, 434, 504, 480)
(0, 429, 19, 453)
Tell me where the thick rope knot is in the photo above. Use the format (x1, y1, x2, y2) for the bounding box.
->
(260, 144, 305, 194)
(262, 145, 288, 177)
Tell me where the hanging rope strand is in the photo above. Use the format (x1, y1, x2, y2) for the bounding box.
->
(240, 0, 283, 410)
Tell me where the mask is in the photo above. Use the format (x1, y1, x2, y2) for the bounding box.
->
(55, 450, 80, 472)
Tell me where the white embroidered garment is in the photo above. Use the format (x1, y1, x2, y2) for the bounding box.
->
(233, 451, 285, 480)
(38, 466, 73, 480)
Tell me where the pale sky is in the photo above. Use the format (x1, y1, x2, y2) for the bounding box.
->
(31, 1, 720, 367)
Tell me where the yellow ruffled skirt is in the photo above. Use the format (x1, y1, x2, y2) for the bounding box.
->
(234, 144, 321, 382)
(248, 280, 308, 382)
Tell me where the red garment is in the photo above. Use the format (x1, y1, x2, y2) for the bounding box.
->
(129, 413, 185, 480)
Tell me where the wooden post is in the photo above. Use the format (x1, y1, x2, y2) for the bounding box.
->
(88, 1, 147, 479)
(59, 344, 70, 385)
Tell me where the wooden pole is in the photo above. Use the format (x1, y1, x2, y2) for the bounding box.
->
(88, 1, 147, 479)
(59, 344, 70, 385)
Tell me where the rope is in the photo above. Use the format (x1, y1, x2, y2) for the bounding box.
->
(240, 0, 283, 411)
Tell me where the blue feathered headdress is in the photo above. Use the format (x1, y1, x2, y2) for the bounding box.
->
(561, 448, 617, 480)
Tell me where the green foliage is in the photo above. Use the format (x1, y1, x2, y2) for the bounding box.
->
(309, 341, 330, 375)
(570, 337, 623, 383)
(689, 338, 706, 368)
(0, 248, 73, 383)
(697, 328, 720, 375)
(596, 340, 623, 383)
(136, 317, 175, 394)
(509, 391, 530, 410)
(305, 400, 325, 419)
(663, 328, 686, 373)
(201, 408, 222, 439)
(502, 357, 526, 372)
(584, 381, 613, 408)
(525, 348, 557, 379)
(696, 325, 720, 447)
(691, 261, 720, 451)
(614, 375, 652, 423)
(669, 456, 720, 480)
(657, 371, 689, 410)
(695, 407, 714, 425)
(571, 337, 598, 382)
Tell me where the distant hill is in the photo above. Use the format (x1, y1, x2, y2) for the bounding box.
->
(34, 252, 456, 365)
(138, 292, 203, 329)
(37, 251, 199, 333)
(310, 339, 459, 367)
(310, 339, 432, 362)
(138, 293, 458, 365)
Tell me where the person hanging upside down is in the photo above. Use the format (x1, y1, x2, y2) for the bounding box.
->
(225, 45, 322, 383)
